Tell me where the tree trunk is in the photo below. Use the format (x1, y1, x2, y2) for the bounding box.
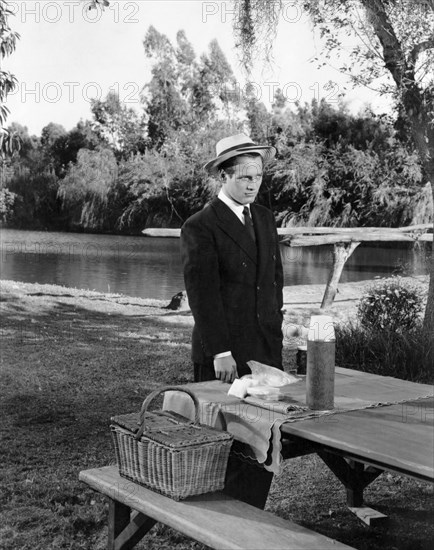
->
(409, 131, 433, 340)
(423, 180, 434, 342)
(362, 0, 434, 338)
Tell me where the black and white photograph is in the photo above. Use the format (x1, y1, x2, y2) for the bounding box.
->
(1, 1, 433, 549)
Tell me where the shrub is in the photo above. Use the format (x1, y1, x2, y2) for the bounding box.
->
(357, 277, 424, 333)
(335, 322, 433, 383)
(0, 188, 17, 222)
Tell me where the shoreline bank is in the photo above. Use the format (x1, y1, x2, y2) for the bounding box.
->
(1, 275, 428, 303)
(1, 274, 428, 331)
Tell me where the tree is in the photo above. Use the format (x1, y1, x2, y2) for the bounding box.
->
(0, 0, 19, 132)
(39, 122, 68, 175)
(142, 26, 188, 149)
(142, 26, 242, 150)
(57, 147, 117, 231)
(233, 0, 434, 335)
(1, 0, 20, 181)
(192, 39, 240, 123)
(244, 85, 272, 144)
(0, 186, 16, 221)
(48, 120, 102, 177)
(91, 91, 147, 158)
(40, 122, 67, 150)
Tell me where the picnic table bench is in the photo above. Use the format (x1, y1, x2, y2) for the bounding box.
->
(80, 465, 355, 550)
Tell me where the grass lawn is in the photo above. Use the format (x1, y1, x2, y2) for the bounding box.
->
(0, 279, 433, 550)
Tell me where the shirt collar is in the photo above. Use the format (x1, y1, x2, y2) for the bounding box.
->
(218, 189, 250, 214)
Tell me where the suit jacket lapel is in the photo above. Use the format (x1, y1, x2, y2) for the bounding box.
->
(251, 204, 270, 283)
(211, 198, 257, 263)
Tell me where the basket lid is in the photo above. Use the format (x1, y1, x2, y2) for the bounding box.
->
(111, 410, 233, 449)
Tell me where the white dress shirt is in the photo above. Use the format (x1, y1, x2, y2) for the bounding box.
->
(217, 189, 250, 224)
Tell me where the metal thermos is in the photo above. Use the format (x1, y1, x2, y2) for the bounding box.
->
(306, 316, 335, 410)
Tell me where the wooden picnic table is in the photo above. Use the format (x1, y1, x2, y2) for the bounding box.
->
(164, 368, 433, 525)
(80, 368, 432, 547)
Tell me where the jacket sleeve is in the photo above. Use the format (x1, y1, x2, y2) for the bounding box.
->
(274, 220, 284, 315)
(180, 216, 231, 358)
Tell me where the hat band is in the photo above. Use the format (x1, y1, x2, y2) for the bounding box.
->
(217, 142, 258, 157)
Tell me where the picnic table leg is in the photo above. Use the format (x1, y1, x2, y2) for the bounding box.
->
(107, 497, 157, 550)
(317, 451, 387, 526)
(345, 460, 365, 507)
(108, 499, 130, 549)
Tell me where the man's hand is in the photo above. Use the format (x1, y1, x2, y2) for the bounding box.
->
(213, 354, 238, 383)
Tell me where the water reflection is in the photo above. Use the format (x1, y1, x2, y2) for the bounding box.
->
(0, 229, 430, 301)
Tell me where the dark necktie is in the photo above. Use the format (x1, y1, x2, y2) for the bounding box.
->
(243, 206, 256, 244)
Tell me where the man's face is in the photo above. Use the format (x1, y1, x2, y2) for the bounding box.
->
(221, 155, 263, 205)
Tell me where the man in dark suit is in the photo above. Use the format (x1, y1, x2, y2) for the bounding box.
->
(181, 133, 284, 383)
(180, 134, 284, 508)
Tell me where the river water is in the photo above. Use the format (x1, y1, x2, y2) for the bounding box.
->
(0, 229, 430, 301)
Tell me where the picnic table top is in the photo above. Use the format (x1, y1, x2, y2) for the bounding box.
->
(168, 368, 434, 481)
(278, 368, 434, 481)
(280, 396, 434, 481)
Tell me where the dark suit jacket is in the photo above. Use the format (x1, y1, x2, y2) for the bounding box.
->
(181, 197, 283, 375)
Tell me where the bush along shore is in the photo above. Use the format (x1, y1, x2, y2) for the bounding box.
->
(0, 277, 433, 550)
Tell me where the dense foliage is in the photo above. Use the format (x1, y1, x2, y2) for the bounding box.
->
(0, 27, 432, 233)
(336, 277, 430, 382)
(357, 277, 424, 332)
(336, 321, 432, 382)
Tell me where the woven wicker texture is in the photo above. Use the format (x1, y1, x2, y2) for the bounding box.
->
(111, 386, 233, 500)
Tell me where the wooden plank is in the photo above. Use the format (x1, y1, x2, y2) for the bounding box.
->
(316, 452, 384, 508)
(278, 227, 382, 235)
(419, 233, 433, 242)
(141, 226, 432, 241)
(142, 228, 181, 237)
(281, 398, 434, 482)
(108, 499, 130, 549)
(280, 437, 317, 459)
(348, 506, 388, 527)
(396, 223, 432, 232)
(277, 224, 432, 235)
(282, 234, 416, 246)
(113, 511, 156, 550)
(80, 467, 355, 550)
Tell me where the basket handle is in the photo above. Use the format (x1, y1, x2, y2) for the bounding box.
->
(135, 386, 200, 440)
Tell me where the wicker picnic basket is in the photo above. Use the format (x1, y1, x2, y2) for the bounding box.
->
(110, 386, 233, 500)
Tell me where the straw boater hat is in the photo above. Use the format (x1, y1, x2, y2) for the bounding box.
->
(204, 134, 276, 175)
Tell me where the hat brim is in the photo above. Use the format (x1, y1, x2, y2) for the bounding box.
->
(204, 145, 276, 174)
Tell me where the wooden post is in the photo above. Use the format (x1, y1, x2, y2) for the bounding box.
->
(108, 499, 130, 549)
(320, 242, 360, 309)
(317, 451, 387, 526)
(107, 498, 157, 550)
